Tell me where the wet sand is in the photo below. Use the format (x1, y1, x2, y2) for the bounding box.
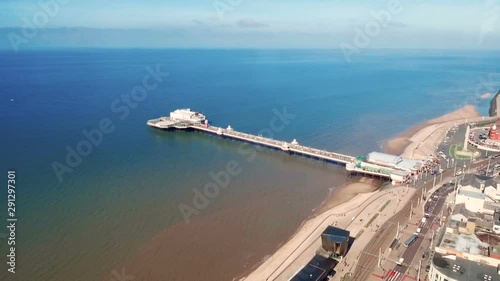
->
(317, 178, 382, 214)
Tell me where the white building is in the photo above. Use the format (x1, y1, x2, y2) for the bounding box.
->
(455, 190, 486, 213)
(456, 174, 500, 215)
(429, 253, 499, 281)
(366, 152, 423, 172)
(170, 109, 206, 123)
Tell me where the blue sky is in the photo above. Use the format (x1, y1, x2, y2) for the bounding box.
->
(1, 0, 499, 49)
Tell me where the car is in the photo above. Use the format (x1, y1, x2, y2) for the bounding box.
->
(396, 258, 404, 266)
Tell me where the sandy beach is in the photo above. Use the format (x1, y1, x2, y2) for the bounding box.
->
(385, 105, 483, 159)
(316, 178, 382, 215)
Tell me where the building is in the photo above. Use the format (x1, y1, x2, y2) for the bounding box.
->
(320, 226, 350, 258)
(455, 190, 487, 213)
(494, 210, 500, 234)
(450, 203, 475, 223)
(455, 174, 500, 215)
(169, 109, 206, 123)
(489, 124, 500, 140)
(429, 253, 499, 281)
(366, 152, 423, 173)
(430, 196, 500, 281)
(289, 255, 337, 281)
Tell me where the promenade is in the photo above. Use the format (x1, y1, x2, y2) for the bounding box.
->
(242, 183, 415, 281)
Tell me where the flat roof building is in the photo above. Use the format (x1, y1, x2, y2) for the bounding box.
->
(366, 152, 423, 172)
(431, 198, 500, 281)
(429, 253, 499, 281)
(289, 255, 337, 281)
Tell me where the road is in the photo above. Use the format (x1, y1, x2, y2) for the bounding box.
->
(384, 183, 454, 281)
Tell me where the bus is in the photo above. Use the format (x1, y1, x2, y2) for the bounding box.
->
(404, 234, 418, 247)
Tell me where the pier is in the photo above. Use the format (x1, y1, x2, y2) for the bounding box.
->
(147, 113, 412, 181)
(190, 122, 355, 164)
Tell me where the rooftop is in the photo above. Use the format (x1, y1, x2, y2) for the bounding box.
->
(321, 226, 350, 243)
(366, 152, 423, 171)
(460, 174, 496, 190)
(432, 253, 499, 281)
(437, 205, 500, 261)
(290, 255, 337, 281)
(452, 203, 476, 220)
(457, 190, 486, 200)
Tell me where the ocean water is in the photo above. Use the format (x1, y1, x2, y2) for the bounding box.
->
(0, 49, 499, 281)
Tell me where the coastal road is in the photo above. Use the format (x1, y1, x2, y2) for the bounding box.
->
(384, 184, 454, 281)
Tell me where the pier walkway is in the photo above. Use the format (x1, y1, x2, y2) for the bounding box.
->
(191, 123, 355, 164)
(148, 117, 397, 179)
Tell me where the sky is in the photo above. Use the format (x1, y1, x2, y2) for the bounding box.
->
(0, 0, 499, 49)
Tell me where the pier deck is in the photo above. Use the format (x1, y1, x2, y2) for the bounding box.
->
(148, 117, 396, 178)
(191, 123, 355, 164)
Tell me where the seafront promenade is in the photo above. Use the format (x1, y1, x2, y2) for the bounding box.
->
(240, 183, 415, 281)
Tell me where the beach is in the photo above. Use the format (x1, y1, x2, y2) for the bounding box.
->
(385, 105, 482, 159)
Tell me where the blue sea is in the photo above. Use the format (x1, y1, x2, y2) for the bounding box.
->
(0, 49, 499, 281)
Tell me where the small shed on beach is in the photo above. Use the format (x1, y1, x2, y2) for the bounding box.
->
(321, 226, 350, 258)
